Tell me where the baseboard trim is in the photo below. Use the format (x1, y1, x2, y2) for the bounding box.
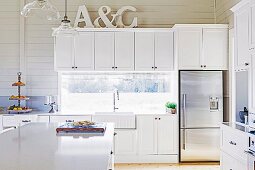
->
(115, 154, 179, 163)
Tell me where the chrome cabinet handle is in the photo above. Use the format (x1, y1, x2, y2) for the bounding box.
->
(22, 120, 31, 123)
(65, 120, 74, 123)
(229, 141, 237, 145)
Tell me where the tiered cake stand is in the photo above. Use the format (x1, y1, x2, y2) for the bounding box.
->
(8, 72, 32, 114)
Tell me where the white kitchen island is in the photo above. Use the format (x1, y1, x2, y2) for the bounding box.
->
(0, 123, 114, 170)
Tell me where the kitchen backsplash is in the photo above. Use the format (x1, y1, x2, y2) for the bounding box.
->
(0, 96, 52, 112)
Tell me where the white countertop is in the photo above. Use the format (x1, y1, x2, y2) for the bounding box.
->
(0, 123, 114, 170)
(2, 111, 176, 116)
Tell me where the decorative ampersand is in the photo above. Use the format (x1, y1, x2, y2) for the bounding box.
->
(94, 6, 117, 28)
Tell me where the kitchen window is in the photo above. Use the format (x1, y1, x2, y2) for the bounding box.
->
(60, 72, 177, 114)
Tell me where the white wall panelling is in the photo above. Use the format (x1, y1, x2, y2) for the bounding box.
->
(0, 0, 215, 97)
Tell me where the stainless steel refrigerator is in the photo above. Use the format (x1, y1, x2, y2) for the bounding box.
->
(180, 71, 223, 162)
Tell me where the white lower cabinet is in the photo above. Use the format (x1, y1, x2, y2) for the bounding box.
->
(0, 115, 3, 131)
(114, 129, 137, 155)
(137, 115, 178, 155)
(220, 124, 248, 170)
(2, 115, 37, 128)
(221, 152, 247, 170)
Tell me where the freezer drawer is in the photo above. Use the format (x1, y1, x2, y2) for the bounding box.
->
(180, 128, 220, 162)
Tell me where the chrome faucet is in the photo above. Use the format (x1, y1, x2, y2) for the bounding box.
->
(113, 90, 119, 112)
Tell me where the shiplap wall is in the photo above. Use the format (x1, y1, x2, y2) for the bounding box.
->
(0, 0, 216, 98)
(215, 0, 242, 27)
(0, 0, 21, 96)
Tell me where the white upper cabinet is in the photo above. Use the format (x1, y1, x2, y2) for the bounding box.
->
(235, 3, 250, 70)
(54, 35, 74, 71)
(115, 32, 135, 71)
(155, 32, 174, 71)
(176, 25, 228, 70)
(177, 28, 202, 69)
(203, 28, 228, 70)
(54, 29, 174, 72)
(135, 31, 174, 71)
(75, 32, 95, 70)
(95, 32, 134, 71)
(135, 32, 155, 71)
(95, 32, 115, 71)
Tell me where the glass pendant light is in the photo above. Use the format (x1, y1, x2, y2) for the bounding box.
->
(21, 0, 60, 21)
(52, 0, 77, 36)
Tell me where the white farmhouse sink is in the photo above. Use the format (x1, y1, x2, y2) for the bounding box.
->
(93, 112, 135, 129)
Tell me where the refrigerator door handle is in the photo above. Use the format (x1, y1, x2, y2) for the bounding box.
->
(182, 94, 187, 128)
(182, 129, 186, 150)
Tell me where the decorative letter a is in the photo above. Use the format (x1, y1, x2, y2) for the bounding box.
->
(74, 5, 94, 28)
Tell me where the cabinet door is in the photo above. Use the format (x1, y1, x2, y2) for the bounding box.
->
(203, 28, 228, 70)
(137, 116, 156, 154)
(0, 116, 3, 131)
(250, 1, 255, 50)
(157, 116, 178, 154)
(115, 32, 134, 71)
(115, 130, 136, 155)
(75, 32, 95, 70)
(235, 4, 250, 69)
(177, 28, 202, 70)
(55, 35, 74, 71)
(221, 152, 247, 170)
(135, 32, 155, 71)
(95, 32, 115, 71)
(155, 32, 174, 71)
(250, 53, 255, 113)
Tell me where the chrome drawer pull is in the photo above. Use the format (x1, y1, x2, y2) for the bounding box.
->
(229, 141, 237, 145)
(22, 120, 31, 123)
(65, 120, 74, 123)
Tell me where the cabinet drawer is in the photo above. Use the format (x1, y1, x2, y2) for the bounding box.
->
(221, 151, 247, 170)
(2, 115, 17, 127)
(3, 115, 37, 127)
(221, 126, 248, 161)
(49, 115, 91, 123)
(37, 116, 50, 123)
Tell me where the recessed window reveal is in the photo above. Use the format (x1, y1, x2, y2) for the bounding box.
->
(61, 72, 177, 114)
